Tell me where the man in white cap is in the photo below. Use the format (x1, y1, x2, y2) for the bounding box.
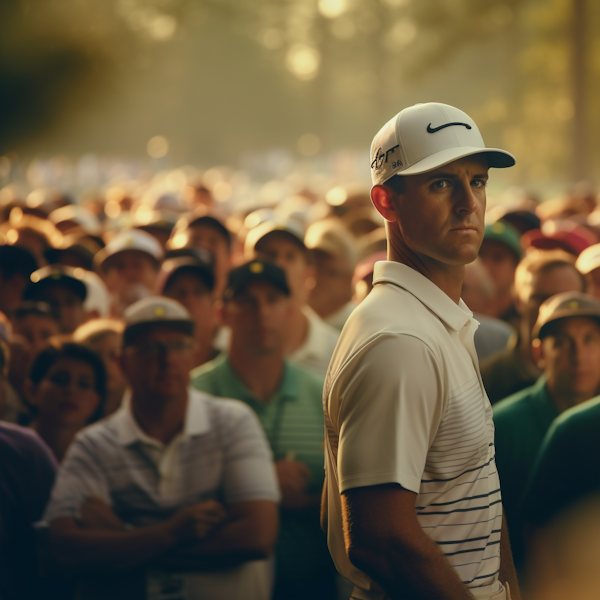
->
(95, 229, 163, 316)
(44, 296, 279, 600)
(322, 103, 521, 600)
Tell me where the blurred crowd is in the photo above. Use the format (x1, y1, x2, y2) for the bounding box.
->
(2, 167, 600, 599)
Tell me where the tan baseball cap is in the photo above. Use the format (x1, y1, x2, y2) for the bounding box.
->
(304, 219, 358, 267)
(533, 291, 600, 339)
(370, 102, 515, 186)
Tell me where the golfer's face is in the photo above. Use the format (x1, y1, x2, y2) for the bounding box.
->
(392, 155, 489, 268)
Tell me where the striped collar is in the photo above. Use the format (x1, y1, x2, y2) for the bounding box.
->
(114, 388, 211, 447)
(372, 260, 473, 332)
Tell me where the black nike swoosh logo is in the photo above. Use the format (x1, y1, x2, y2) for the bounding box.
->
(427, 122, 472, 133)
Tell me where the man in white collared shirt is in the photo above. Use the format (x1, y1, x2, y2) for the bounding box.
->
(45, 296, 279, 600)
(322, 103, 521, 600)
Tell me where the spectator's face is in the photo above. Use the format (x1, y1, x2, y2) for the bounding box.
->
(389, 156, 488, 267)
(32, 357, 101, 426)
(310, 249, 354, 306)
(120, 327, 195, 400)
(254, 232, 312, 304)
(163, 272, 216, 349)
(519, 265, 584, 339)
(478, 240, 518, 295)
(13, 314, 60, 366)
(40, 285, 85, 334)
(223, 281, 291, 356)
(85, 332, 126, 396)
(103, 250, 158, 294)
(541, 317, 600, 399)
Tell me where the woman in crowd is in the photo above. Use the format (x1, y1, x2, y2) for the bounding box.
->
(73, 318, 126, 416)
(25, 342, 106, 461)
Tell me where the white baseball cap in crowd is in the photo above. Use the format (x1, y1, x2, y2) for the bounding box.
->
(244, 217, 306, 258)
(95, 229, 164, 272)
(576, 243, 600, 275)
(80, 270, 112, 318)
(370, 102, 516, 186)
(122, 296, 194, 345)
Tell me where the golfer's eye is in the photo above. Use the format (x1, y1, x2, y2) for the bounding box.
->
(472, 179, 487, 188)
(432, 180, 449, 189)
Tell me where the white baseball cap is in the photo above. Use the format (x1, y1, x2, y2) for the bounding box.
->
(244, 217, 306, 258)
(123, 296, 194, 344)
(370, 102, 516, 186)
(95, 229, 163, 271)
(80, 270, 112, 318)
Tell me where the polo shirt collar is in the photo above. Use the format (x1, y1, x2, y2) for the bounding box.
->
(114, 387, 210, 447)
(373, 261, 472, 332)
(211, 353, 298, 406)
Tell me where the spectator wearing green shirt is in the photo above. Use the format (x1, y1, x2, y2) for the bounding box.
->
(493, 291, 600, 574)
(191, 259, 336, 600)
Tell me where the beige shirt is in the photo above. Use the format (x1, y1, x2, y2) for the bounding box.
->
(323, 261, 502, 598)
(289, 305, 340, 377)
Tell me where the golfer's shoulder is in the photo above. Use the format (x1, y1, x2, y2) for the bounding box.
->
(330, 285, 443, 377)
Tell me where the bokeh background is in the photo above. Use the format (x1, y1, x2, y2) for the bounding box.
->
(1, 0, 597, 199)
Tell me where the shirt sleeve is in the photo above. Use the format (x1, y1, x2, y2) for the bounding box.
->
(43, 433, 111, 523)
(335, 333, 445, 494)
(219, 401, 281, 504)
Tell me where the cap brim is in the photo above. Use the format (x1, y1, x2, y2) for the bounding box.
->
(396, 147, 516, 177)
(123, 320, 195, 345)
(535, 311, 600, 339)
(24, 277, 87, 301)
(254, 228, 306, 251)
(225, 275, 290, 301)
(164, 264, 214, 292)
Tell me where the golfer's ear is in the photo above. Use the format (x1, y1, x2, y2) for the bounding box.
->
(371, 185, 399, 223)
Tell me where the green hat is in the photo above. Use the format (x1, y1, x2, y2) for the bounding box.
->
(483, 221, 523, 260)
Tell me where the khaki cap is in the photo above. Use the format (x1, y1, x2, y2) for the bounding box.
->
(304, 219, 357, 267)
(533, 291, 600, 339)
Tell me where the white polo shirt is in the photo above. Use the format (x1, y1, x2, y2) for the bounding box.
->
(45, 388, 280, 600)
(323, 262, 502, 598)
(290, 305, 340, 377)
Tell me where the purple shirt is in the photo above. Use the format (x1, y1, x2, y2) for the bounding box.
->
(0, 422, 57, 600)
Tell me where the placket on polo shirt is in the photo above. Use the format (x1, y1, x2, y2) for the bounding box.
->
(114, 391, 210, 497)
(373, 261, 486, 396)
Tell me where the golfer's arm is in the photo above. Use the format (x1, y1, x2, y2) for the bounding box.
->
(342, 483, 475, 600)
(499, 512, 521, 600)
